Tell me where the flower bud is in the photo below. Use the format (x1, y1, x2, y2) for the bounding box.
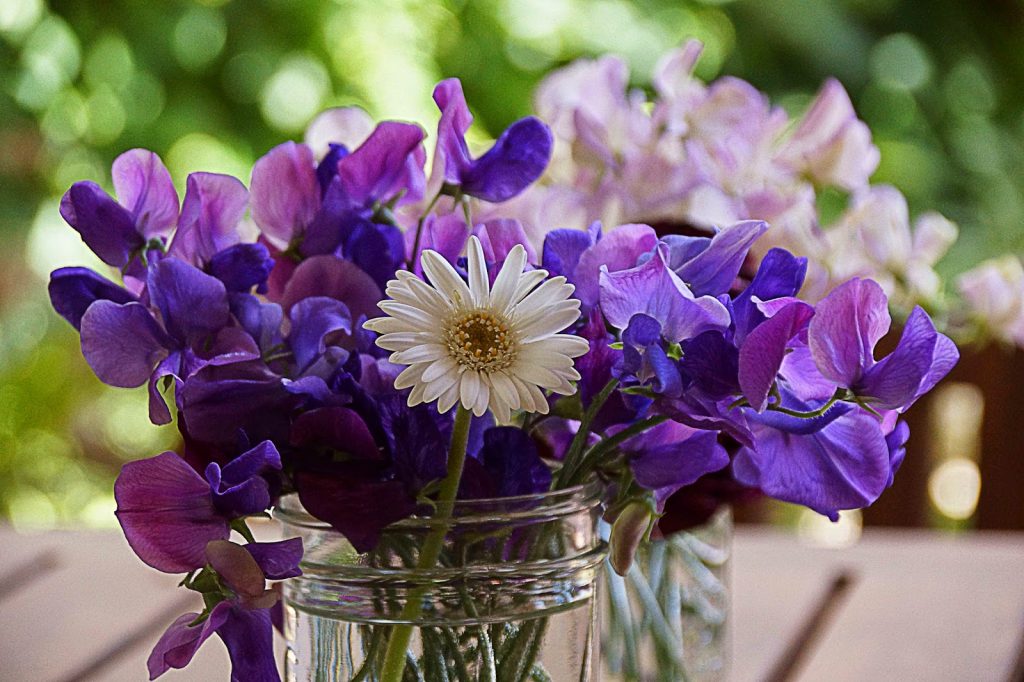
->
(609, 500, 654, 576)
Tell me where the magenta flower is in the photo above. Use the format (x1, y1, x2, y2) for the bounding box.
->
(433, 78, 553, 203)
(807, 278, 959, 411)
(114, 442, 282, 573)
(59, 149, 179, 269)
(147, 538, 301, 682)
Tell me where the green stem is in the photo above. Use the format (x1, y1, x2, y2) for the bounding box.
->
(379, 406, 473, 682)
(764, 388, 845, 419)
(555, 379, 618, 487)
(566, 414, 670, 487)
(408, 191, 444, 270)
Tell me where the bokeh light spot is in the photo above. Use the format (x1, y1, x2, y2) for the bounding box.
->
(84, 33, 134, 91)
(928, 458, 981, 521)
(870, 33, 932, 91)
(172, 6, 227, 72)
(797, 508, 862, 548)
(0, 0, 44, 35)
(260, 55, 331, 132)
(167, 132, 251, 182)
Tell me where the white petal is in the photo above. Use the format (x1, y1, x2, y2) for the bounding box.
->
(363, 317, 419, 335)
(511, 269, 547, 306)
(489, 372, 520, 411)
(377, 301, 439, 331)
(402, 273, 456, 313)
(407, 382, 427, 406)
(472, 381, 490, 416)
(490, 244, 527, 313)
(460, 370, 481, 411)
(422, 250, 472, 307)
(523, 380, 550, 415)
(375, 332, 433, 352)
(391, 344, 448, 365)
(517, 306, 582, 341)
(422, 356, 458, 383)
(489, 392, 512, 424)
(512, 362, 562, 389)
(438, 383, 460, 413)
(466, 235, 490, 307)
(386, 282, 448, 318)
(423, 372, 458, 402)
(521, 334, 590, 358)
(515, 277, 573, 317)
(518, 347, 576, 370)
(394, 363, 427, 390)
(510, 375, 539, 412)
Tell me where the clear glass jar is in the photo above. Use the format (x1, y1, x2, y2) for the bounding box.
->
(602, 506, 732, 682)
(275, 480, 607, 682)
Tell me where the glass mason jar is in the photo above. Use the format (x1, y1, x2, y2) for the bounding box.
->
(602, 506, 732, 682)
(275, 480, 607, 682)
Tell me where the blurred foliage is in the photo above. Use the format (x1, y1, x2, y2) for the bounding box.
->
(1, 0, 1022, 526)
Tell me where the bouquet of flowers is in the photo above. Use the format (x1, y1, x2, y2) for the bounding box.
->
(48, 61, 956, 681)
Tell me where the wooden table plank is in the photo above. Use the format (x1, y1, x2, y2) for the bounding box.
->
(0, 528, 201, 681)
(794, 530, 1024, 682)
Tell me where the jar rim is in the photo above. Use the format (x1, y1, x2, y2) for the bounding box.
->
(273, 477, 604, 531)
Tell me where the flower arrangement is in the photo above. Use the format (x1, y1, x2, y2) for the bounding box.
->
(48, 51, 957, 681)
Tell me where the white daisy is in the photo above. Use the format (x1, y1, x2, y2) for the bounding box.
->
(364, 236, 590, 421)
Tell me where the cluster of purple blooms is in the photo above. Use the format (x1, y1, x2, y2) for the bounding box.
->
(49, 72, 956, 681)
(499, 40, 961, 314)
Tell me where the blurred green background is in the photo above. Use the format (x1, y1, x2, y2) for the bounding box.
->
(1, 0, 1021, 529)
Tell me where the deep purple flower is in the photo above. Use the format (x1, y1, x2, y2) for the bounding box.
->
(48, 267, 137, 330)
(731, 247, 808, 347)
(616, 313, 682, 397)
(662, 219, 767, 297)
(433, 78, 552, 203)
(732, 390, 891, 520)
(114, 442, 282, 573)
(148, 538, 301, 682)
(737, 300, 815, 411)
(59, 149, 178, 269)
(250, 123, 424, 290)
(460, 427, 552, 499)
(808, 278, 958, 411)
(618, 420, 729, 508)
(79, 258, 259, 423)
(599, 243, 731, 342)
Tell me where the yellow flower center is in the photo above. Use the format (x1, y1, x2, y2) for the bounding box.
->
(444, 309, 516, 373)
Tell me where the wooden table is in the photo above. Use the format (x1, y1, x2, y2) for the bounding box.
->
(2, 526, 1022, 681)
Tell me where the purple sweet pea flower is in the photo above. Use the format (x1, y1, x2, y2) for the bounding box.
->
(148, 538, 301, 682)
(616, 313, 682, 397)
(48, 267, 137, 330)
(287, 296, 353, 371)
(79, 258, 260, 423)
(618, 420, 729, 509)
(290, 405, 418, 552)
(731, 247, 808, 347)
(433, 78, 553, 203)
(60, 149, 178, 268)
(251, 123, 424, 292)
(733, 397, 892, 520)
(167, 172, 274, 294)
(663, 220, 768, 297)
(114, 442, 282, 573)
(575, 223, 657, 307)
(808, 278, 958, 411)
(737, 300, 816, 411)
(677, 330, 740, 400)
(459, 427, 552, 499)
(599, 243, 731, 342)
